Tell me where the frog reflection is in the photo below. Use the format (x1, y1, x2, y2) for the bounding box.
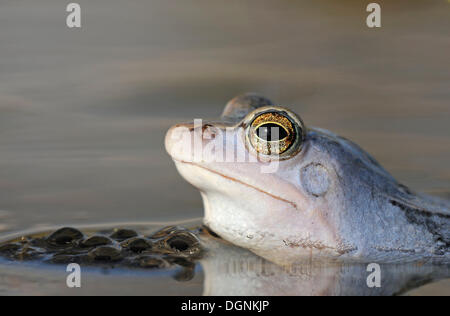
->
(198, 230, 449, 296)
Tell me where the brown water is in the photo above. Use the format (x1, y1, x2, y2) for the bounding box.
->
(0, 0, 449, 295)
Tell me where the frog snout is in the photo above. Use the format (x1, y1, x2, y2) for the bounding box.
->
(165, 122, 218, 162)
(165, 123, 192, 161)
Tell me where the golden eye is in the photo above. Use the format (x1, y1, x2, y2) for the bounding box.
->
(248, 112, 296, 155)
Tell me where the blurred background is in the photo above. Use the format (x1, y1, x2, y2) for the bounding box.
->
(0, 0, 449, 234)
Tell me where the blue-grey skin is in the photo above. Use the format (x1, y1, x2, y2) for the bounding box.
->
(166, 94, 450, 265)
(305, 127, 450, 263)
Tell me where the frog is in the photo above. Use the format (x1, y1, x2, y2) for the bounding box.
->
(165, 93, 450, 265)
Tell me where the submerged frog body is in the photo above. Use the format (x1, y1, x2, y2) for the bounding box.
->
(165, 93, 450, 265)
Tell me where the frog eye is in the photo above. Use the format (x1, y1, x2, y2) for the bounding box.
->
(248, 111, 297, 155)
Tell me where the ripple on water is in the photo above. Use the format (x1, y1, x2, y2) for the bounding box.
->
(0, 210, 14, 233)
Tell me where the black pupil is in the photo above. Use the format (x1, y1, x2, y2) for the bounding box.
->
(256, 123, 288, 141)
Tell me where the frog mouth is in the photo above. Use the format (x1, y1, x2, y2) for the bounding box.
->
(175, 159, 298, 209)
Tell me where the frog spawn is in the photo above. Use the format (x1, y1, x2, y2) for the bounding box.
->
(0, 226, 204, 281)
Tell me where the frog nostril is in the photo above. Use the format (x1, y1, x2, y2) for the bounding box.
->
(202, 124, 212, 132)
(202, 124, 217, 140)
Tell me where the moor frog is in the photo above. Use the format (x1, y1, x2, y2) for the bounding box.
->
(165, 93, 450, 265)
